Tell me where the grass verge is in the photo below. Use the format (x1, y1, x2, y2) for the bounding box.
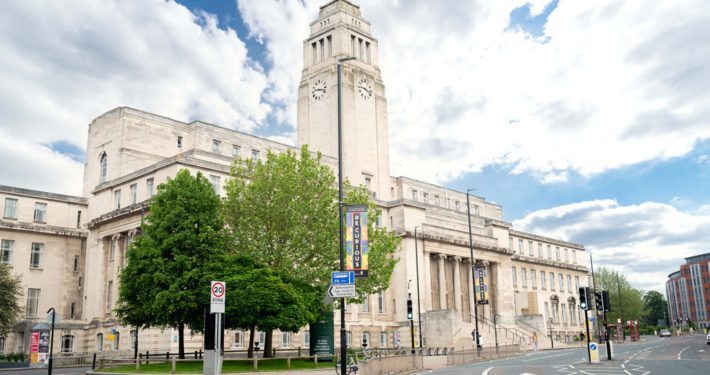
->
(97, 357, 334, 373)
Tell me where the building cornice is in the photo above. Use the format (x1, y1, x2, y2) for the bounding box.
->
(0, 219, 87, 238)
(509, 229, 585, 250)
(0, 185, 87, 204)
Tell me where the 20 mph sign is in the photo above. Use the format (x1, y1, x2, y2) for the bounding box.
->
(211, 281, 226, 314)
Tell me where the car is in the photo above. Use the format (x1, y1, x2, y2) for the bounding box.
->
(706, 332, 710, 345)
(659, 329, 671, 337)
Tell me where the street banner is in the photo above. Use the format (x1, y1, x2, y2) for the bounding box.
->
(345, 205, 369, 277)
(30, 332, 39, 364)
(475, 266, 489, 305)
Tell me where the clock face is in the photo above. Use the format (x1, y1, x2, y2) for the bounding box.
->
(357, 78, 372, 99)
(311, 79, 327, 100)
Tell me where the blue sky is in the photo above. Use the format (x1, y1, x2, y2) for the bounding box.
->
(1, 0, 709, 292)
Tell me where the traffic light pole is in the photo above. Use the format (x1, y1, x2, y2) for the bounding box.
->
(410, 319, 415, 354)
(604, 311, 611, 360)
(584, 309, 591, 364)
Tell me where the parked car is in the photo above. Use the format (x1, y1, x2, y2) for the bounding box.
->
(706, 332, 710, 345)
(659, 329, 671, 337)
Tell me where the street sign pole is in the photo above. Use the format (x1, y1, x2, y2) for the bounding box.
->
(585, 309, 591, 364)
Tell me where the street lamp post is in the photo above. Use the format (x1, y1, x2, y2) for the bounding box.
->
(493, 314, 500, 353)
(47, 307, 56, 375)
(616, 272, 625, 341)
(414, 227, 423, 351)
(465, 189, 481, 348)
(548, 318, 554, 349)
(337, 56, 355, 375)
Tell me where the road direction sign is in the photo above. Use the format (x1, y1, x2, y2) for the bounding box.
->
(211, 280, 226, 314)
(331, 271, 355, 285)
(328, 284, 356, 298)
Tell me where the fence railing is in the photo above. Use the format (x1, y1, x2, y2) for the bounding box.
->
(359, 354, 423, 375)
(446, 344, 520, 366)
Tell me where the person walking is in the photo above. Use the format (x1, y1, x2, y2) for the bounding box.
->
(532, 332, 538, 351)
(579, 331, 585, 346)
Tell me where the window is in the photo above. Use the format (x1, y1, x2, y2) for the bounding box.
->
(572, 250, 577, 264)
(0, 336, 4, 354)
(177, 136, 183, 148)
(114, 332, 120, 350)
(146, 178, 154, 198)
(97, 333, 104, 352)
(110, 239, 116, 261)
(258, 331, 266, 346)
(361, 295, 370, 312)
(233, 330, 243, 347)
(569, 304, 576, 323)
(575, 276, 580, 291)
(521, 268, 527, 287)
(364, 177, 371, 188)
(549, 272, 555, 290)
(107, 280, 113, 310)
(114, 190, 121, 209)
(209, 175, 220, 195)
(390, 187, 395, 197)
(541, 271, 547, 290)
(519, 239, 524, 253)
(528, 241, 533, 256)
(1, 240, 13, 264)
(434, 195, 440, 205)
(61, 335, 74, 353)
(346, 331, 352, 347)
(555, 246, 561, 261)
(232, 145, 241, 157)
(73, 256, 79, 271)
(251, 149, 260, 161)
(558, 274, 564, 292)
(561, 303, 567, 322)
(455, 201, 460, 210)
(281, 331, 291, 347)
(509, 237, 513, 251)
(76, 210, 82, 228)
(379, 332, 386, 347)
(130, 330, 137, 350)
(411, 190, 418, 200)
(474, 205, 480, 215)
(531, 269, 537, 288)
(70, 303, 76, 319)
(564, 248, 569, 262)
(212, 139, 221, 153)
(30, 243, 43, 269)
(362, 332, 370, 347)
(99, 152, 107, 183)
(34, 202, 47, 223)
(422, 192, 428, 202)
(512, 267, 517, 287)
(303, 331, 310, 348)
(130, 184, 137, 205)
(3, 198, 17, 219)
(547, 245, 552, 259)
(567, 275, 572, 292)
(26, 288, 40, 317)
(378, 291, 385, 313)
(544, 302, 549, 322)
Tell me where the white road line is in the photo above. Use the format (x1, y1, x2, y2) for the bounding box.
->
(624, 370, 632, 375)
(481, 366, 494, 375)
(678, 346, 689, 360)
(521, 351, 574, 362)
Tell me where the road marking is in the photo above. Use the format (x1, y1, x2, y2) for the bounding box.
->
(482, 367, 494, 375)
(678, 346, 689, 360)
(521, 351, 574, 362)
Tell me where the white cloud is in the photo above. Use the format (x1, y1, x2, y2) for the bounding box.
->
(513, 199, 710, 292)
(0, 0, 270, 194)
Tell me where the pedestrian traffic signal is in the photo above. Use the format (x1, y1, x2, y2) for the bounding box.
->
(406, 299, 413, 320)
(595, 290, 604, 312)
(578, 287, 591, 310)
(601, 290, 610, 312)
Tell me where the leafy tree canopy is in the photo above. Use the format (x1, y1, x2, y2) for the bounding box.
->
(0, 264, 23, 336)
(643, 290, 668, 326)
(593, 267, 645, 324)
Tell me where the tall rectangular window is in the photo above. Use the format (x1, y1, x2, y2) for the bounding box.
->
(107, 280, 113, 311)
(555, 246, 561, 260)
(434, 195, 439, 205)
(281, 331, 290, 347)
(379, 332, 386, 347)
(528, 241, 533, 256)
(97, 334, 103, 352)
(474, 205, 480, 215)
(378, 291, 385, 313)
(541, 271, 547, 290)
(26, 288, 40, 317)
(114, 332, 120, 350)
(3, 198, 17, 219)
(303, 331, 310, 348)
(549, 272, 555, 290)
(521, 268, 527, 287)
(531, 269, 537, 288)
(558, 273, 564, 292)
(70, 302, 75, 319)
(76, 210, 81, 228)
(177, 136, 183, 148)
(144, 179, 154, 199)
(411, 190, 418, 200)
(114, 190, 121, 209)
(251, 149, 260, 161)
(361, 295, 370, 312)
(130, 183, 137, 205)
(575, 276, 580, 291)
(232, 145, 241, 157)
(33, 202, 47, 223)
(512, 267, 517, 287)
(509, 237, 513, 251)
(538, 243, 543, 257)
(61, 335, 74, 353)
(564, 248, 569, 262)
(547, 245, 552, 259)
(30, 243, 43, 268)
(572, 250, 577, 264)
(130, 330, 137, 350)
(212, 139, 221, 153)
(1, 239, 13, 264)
(109, 239, 116, 261)
(519, 239, 524, 253)
(567, 275, 572, 292)
(209, 175, 221, 195)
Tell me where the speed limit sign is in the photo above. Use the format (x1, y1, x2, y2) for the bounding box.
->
(210, 281, 226, 313)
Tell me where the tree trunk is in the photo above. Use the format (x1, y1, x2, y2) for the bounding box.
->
(263, 330, 273, 358)
(247, 325, 255, 358)
(178, 322, 185, 359)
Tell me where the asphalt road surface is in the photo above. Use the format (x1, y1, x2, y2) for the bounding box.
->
(0, 366, 91, 375)
(418, 335, 710, 375)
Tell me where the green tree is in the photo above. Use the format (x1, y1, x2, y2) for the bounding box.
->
(593, 267, 645, 324)
(0, 264, 23, 336)
(643, 291, 668, 326)
(116, 169, 225, 359)
(222, 146, 400, 356)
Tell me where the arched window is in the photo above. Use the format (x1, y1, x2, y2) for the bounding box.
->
(99, 152, 107, 183)
(96, 333, 104, 352)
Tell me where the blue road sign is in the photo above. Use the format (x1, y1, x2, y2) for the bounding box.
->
(590, 343, 597, 350)
(332, 271, 355, 285)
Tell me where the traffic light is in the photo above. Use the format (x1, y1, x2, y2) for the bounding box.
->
(406, 299, 413, 320)
(595, 290, 604, 312)
(601, 290, 610, 312)
(579, 287, 590, 310)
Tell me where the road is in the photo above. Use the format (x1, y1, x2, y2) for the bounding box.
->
(418, 335, 710, 375)
(0, 367, 91, 375)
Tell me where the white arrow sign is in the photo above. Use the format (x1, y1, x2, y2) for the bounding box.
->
(328, 284, 356, 298)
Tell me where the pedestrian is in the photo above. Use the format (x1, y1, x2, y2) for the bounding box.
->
(579, 331, 585, 342)
(532, 332, 538, 351)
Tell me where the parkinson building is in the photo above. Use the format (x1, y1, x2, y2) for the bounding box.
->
(0, 0, 588, 357)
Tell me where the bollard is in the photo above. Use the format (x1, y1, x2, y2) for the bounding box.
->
(314, 353, 318, 367)
(253, 357, 258, 370)
(98, 358, 104, 370)
(287, 357, 291, 369)
(92, 353, 97, 369)
(166, 351, 170, 359)
(194, 350, 198, 359)
(171, 356, 176, 373)
(136, 355, 141, 372)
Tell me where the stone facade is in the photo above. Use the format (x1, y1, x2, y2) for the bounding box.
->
(0, 0, 589, 358)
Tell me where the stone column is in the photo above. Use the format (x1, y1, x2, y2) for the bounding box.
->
(423, 250, 432, 311)
(453, 257, 462, 313)
(437, 254, 447, 309)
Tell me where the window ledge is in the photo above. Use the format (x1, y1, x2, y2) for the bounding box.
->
(29, 267, 43, 270)
(34, 221, 47, 224)
(3, 217, 17, 220)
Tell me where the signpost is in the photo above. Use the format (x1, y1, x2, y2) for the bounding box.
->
(331, 271, 355, 285)
(328, 284, 356, 298)
(205, 281, 225, 375)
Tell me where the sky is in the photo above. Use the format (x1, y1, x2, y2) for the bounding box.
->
(1, 0, 709, 293)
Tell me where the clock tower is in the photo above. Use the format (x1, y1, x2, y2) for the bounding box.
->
(297, 0, 390, 198)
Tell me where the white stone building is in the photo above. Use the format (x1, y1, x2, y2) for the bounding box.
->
(0, 0, 588, 357)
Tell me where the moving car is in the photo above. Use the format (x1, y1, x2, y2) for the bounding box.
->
(706, 331, 710, 345)
(659, 329, 671, 337)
